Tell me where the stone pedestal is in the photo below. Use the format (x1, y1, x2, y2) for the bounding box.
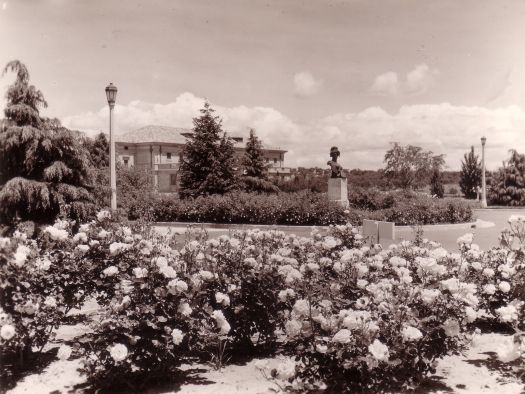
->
(328, 177, 349, 208)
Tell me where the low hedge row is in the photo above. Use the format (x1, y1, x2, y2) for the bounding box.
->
(127, 190, 473, 226)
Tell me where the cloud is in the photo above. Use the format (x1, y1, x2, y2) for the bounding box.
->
(371, 64, 437, 96)
(293, 71, 323, 97)
(371, 71, 399, 96)
(63, 93, 525, 171)
(405, 63, 437, 94)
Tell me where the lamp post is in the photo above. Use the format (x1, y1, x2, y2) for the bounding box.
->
(105, 83, 118, 211)
(481, 136, 487, 208)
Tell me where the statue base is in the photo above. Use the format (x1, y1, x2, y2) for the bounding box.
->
(328, 177, 349, 208)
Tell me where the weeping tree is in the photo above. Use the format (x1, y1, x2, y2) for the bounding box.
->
(178, 101, 238, 198)
(240, 128, 279, 193)
(488, 150, 525, 206)
(459, 146, 482, 199)
(0, 60, 95, 224)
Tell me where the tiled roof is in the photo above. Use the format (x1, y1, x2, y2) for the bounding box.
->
(116, 125, 286, 152)
(116, 125, 190, 144)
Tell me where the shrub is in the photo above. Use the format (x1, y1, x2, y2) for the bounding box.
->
(6, 210, 525, 391)
(133, 192, 349, 226)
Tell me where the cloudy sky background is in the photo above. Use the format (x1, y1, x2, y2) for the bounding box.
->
(1, 0, 525, 170)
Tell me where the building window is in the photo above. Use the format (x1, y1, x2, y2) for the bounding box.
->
(167, 152, 172, 160)
(170, 174, 177, 185)
(124, 146, 128, 150)
(273, 158, 278, 164)
(123, 157, 129, 167)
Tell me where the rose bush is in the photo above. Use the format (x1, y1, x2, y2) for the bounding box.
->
(6, 210, 525, 392)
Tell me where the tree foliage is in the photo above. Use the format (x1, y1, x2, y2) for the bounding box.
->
(430, 168, 445, 198)
(382, 143, 445, 190)
(240, 129, 279, 193)
(488, 150, 525, 206)
(84, 132, 110, 169)
(0, 60, 95, 224)
(243, 129, 267, 178)
(178, 102, 237, 198)
(459, 146, 482, 199)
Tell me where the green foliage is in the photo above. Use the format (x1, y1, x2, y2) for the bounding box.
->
(383, 142, 445, 190)
(240, 129, 279, 193)
(83, 132, 109, 169)
(489, 150, 525, 206)
(0, 61, 95, 224)
(348, 188, 473, 225)
(133, 192, 349, 226)
(242, 129, 267, 179)
(459, 146, 482, 199)
(430, 168, 445, 198)
(178, 102, 238, 198)
(274, 167, 328, 193)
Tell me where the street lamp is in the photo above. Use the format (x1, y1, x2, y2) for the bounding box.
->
(481, 136, 487, 208)
(105, 83, 118, 211)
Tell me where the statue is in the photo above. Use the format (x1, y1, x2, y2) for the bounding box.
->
(327, 146, 344, 178)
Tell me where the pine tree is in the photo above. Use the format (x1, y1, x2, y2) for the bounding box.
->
(430, 168, 444, 198)
(488, 150, 525, 206)
(459, 146, 482, 199)
(243, 129, 267, 178)
(178, 101, 237, 198)
(240, 128, 279, 193)
(0, 60, 95, 224)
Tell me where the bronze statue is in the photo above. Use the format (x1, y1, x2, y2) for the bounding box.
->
(327, 146, 344, 178)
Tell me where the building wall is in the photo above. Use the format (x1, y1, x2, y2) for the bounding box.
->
(116, 141, 289, 192)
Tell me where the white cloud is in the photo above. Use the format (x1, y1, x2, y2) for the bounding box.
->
(293, 71, 323, 97)
(405, 63, 437, 94)
(371, 71, 399, 96)
(63, 93, 525, 171)
(371, 64, 437, 96)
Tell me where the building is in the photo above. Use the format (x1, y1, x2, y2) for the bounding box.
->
(116, 125, 291, 193)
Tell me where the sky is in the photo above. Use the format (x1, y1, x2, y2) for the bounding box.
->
(1, 0, 525, 170)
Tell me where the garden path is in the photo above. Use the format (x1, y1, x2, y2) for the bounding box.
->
(7, 330, 524, 394)
(153, 208, 525, 252)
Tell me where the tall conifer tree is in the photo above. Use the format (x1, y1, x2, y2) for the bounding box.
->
(243, 129, 267, 179)
(0, 60, 94, 224)
(178, 102, 237, 198)
(459, 146, 482, 199)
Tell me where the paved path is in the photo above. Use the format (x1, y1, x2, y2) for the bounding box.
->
(153, 208, 525, 252)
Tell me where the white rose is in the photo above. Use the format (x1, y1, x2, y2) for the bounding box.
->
(483, 284, 496, 295)
(109, 343, 128, 362)
(420, 289, 441, 304)
(44, 296, 57, 308)
(332, 329, 352, 344)
(482, 268, 495, 278)
(215, 292, 230, 306)
(0, 324, 15, 340)
(285, 319, 302, 337)
(465, 307, 478, 323)
(159, 265, 177, 279)
(199, 270, 214, 280)
(178, 302, 192, 316)
(292, 299, 310, 317)
(402, 326, 423, 342)
(368, 339, 389, 361)
(103, 266, 119, 277)
(171, 328, 185, 345)
(443, 318, 461, 337)
(499, 281, 511, 293)
(133, 267, 148, 279)
(13, 245, 31, 267)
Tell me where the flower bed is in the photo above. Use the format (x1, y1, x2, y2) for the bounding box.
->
(1, 212, 525, 392)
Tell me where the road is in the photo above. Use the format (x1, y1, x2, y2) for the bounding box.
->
(153, 208, 525, 252)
